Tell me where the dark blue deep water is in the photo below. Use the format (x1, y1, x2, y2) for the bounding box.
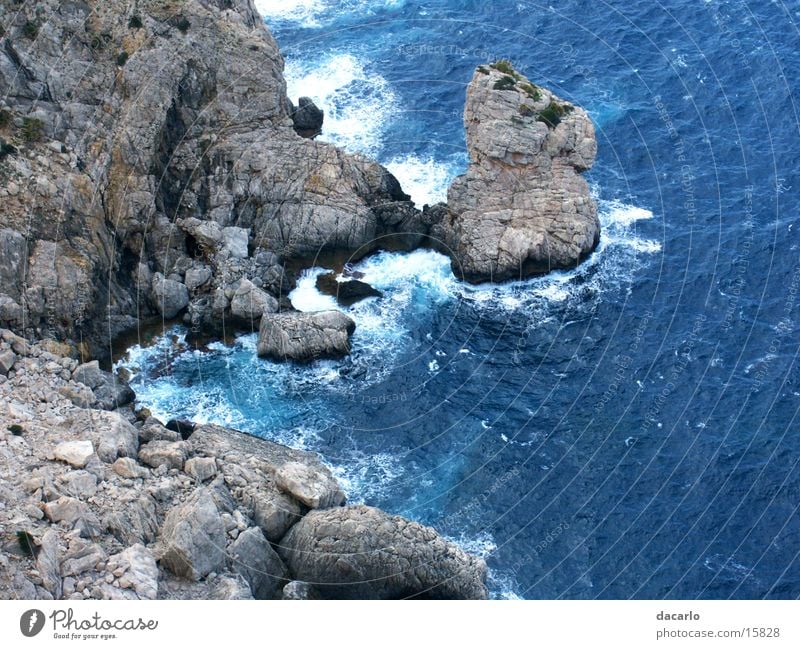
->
(118, 0, 800, 598)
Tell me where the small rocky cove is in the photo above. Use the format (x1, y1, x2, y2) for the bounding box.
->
(0, 0, 598, 600)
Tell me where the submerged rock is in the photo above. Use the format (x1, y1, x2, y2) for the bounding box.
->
(257, 311, 356, 362)
(279, 505, 489, 599)
(433, 63, 599, 282)
(315, 272, 382, 306)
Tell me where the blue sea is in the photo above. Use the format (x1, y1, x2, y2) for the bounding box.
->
(117, 0, 800, 598)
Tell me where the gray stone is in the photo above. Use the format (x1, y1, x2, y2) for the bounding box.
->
(228, 527, 288, 599)
(230, 278, 278, 321)
(210, 574, 253, 600)
(111, 457, 148, 479)
(151, 273, 190, 319)
(257, 311, 356, 362)
(184, 266, 213, 291)
(36, 530, 62, 599)
(138, 440, 188, 470)
(56, 470, 98, 499)
(275, 461, 345, 510)
(53, 440, 94, 468)
(279, 505, 488, 600)
(222, 227, 250, 259)
(282, 580, 319, 600)
(58, 383, 95, 408)
(104, 495, 158, 546)
(60, 538, 106, 577)
(0, 349, 16, 375)
(252, 490, 302, 542)
(159, 488, 228, 580)
(68, 411, 138, 463)
(184, 457, 217, 482)
(106, 544, 158, 599)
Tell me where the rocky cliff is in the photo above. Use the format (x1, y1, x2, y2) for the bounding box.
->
(0, 0, 425, 359)
(433, 61, 599, 282)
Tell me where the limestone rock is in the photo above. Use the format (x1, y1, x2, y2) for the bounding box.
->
(107, 544, 158, 600)
(104, 495, 158, 546)
(36, 530, 62, 599)
(184, 457, 217, 482)
(68, 411, 138, 463)
(53, 440, 94, 469)
(0, 349, 16, 375)
(72, 361, 135, 410)
(222, 227, 250, 259)
(151, 274, 190, 319)
(252, 490, 302, 542)
(230, 278, 279, 322)
(138, 440, 189, 470)
(228, 527, 288, 599)
(111, 457, 148, 479)
(159, 488, 228, 580)
(60, 538, 106, 578)
(210, 574, 253, 600)
(280, 505, 488, 599)
(434, 64, 599, 282)
(282, 580, 319, 600)
(56, 471, 98, 499)
(275, 461, 345, 510)
(257, 311, 356, 362)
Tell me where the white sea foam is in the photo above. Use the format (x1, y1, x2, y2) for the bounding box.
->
(384, 154, 454, 207)
(284, 53, 396, 157)
(255, 0, 405, 28)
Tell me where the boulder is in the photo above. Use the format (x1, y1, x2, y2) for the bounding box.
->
(159, 488, 228, 580)
(184, 266, 213, 291)
(68, 410, 139, 463)
(252, 490, 302, 542)
(137, 440, 189, 470)
(0, 349, 16, 375)
(184, 457, 217, 482)
(53, 440, 94, 468)
(104, 495, 158, 546)
(60, 538, 106, 577)
(279, 505, 488, 599)
(229, 279, 278, 322)
(257, 311, 356, 362)
(36, 531, 62, 599)
(72, 361, 135, 410)
(151, 273, 190, 319)
(55, 470, 98, 499)
(275, 461, 345, 510)
(291, 96, 324, 138)
(433, 64, 599, 282)
(210, 574, 253, 600)
(282, 580, 319, 600)
(107, 544, 158, 600)
(111, 457, 148, 479)
(228, 527, 288, 599)
(222, 227, 250, 259)
(57, 383, 95, 408)
(315, 272, 382, 307)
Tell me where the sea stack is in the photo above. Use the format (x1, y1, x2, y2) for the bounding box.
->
(434, 61, 600, 283)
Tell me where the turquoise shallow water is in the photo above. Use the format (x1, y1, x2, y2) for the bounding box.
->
(118, 0, 800, 598)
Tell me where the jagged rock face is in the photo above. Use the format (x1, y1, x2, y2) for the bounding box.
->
(0, 0, 423, 355)
(434, 65, 599, 283)
(279, 505, 489, 600)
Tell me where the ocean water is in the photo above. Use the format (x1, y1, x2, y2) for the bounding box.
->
(117, 0, 800, 598)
